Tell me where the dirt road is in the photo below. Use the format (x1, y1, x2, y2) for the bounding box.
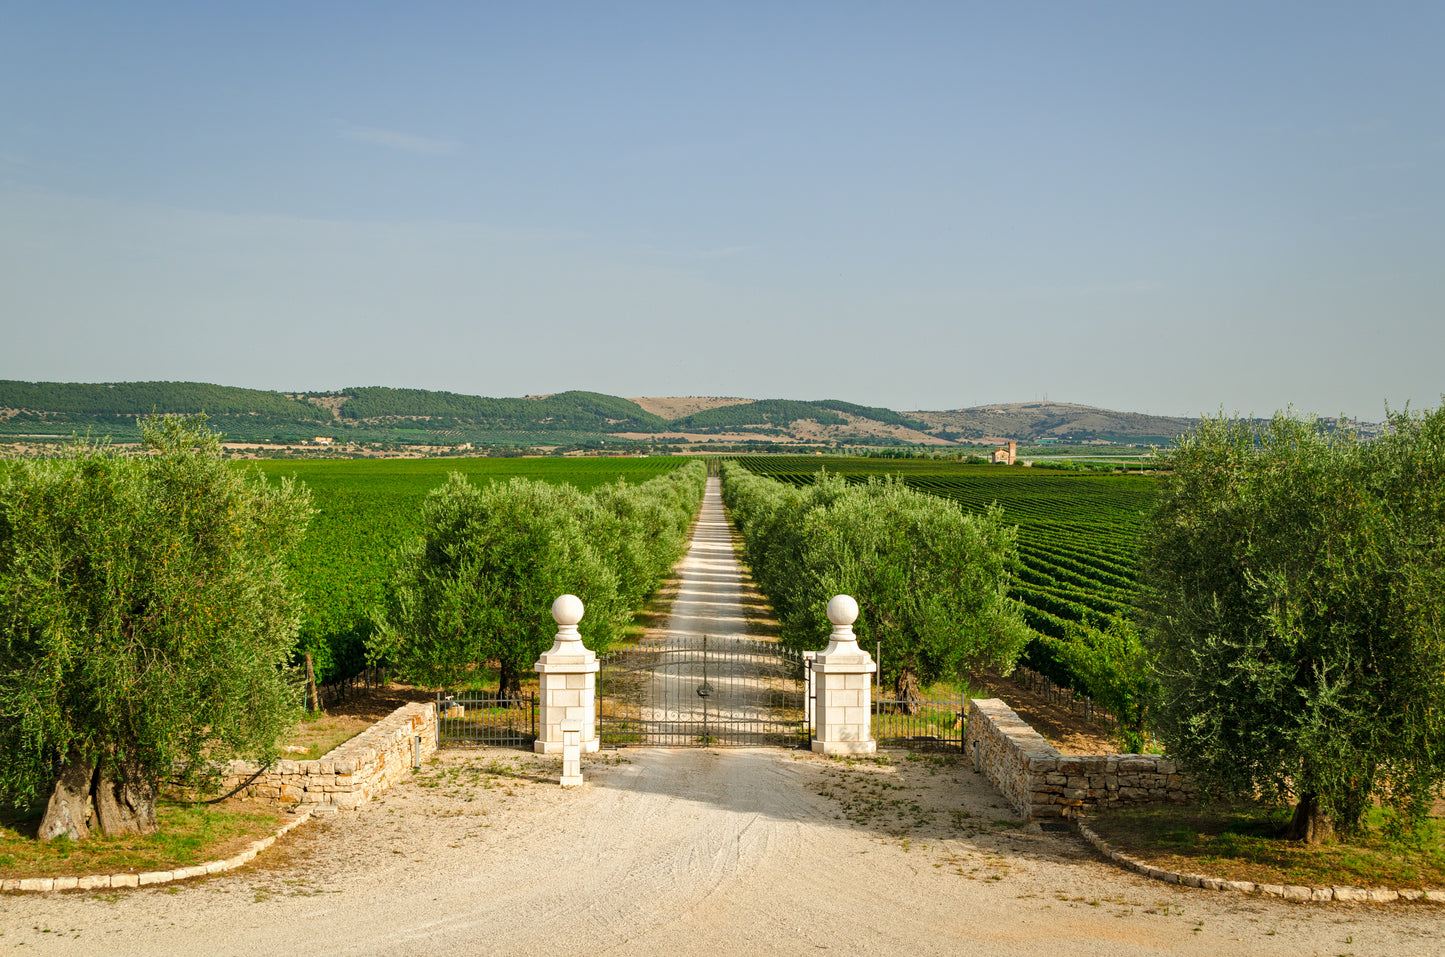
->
(604, 476, 803, 745)
(4, 745, 1443, 956)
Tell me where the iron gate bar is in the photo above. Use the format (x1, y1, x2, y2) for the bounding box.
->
(597, 634, 808, 748)
(436, 691, 539, 749)
(871, 696, 967, 751)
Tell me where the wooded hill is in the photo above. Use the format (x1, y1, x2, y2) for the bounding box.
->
(0, 381, 1201, 448)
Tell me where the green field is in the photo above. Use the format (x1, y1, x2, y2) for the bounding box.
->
(248, 456, 692, 682)
(732, 456, 1158, 642)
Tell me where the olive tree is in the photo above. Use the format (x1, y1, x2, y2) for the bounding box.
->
(369, 475, 629, 697)
(1139, 407, 1445, 841)
(723, 465, 1030, 711)
(0, 418, 312, 840)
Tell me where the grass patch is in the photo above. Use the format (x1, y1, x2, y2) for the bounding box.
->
(0, 798, 286, 880)
(1087, 803, 1445, 889)
(285, 711, 372, 760)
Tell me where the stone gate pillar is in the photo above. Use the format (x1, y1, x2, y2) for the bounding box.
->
(810, 594, 877, 756)
(534, 594, 600, 754)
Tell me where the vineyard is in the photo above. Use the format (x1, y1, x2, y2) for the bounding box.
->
(734, 457, 1156, 631)
(730, 457, 1158, 728)
(248, 456, 691, 683)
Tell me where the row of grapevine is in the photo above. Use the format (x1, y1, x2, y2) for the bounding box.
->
(734, 456, 1154, 627)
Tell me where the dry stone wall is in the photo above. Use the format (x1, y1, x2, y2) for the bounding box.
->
(965, 698, 1193, 821)
(222, 701, 437, 810)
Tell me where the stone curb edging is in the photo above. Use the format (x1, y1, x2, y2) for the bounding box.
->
(0, 805, 315, 894)
(1074, 818, 1445, 904)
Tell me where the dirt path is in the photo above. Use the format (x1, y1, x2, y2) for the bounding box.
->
(603, 477, 801, 745)
(5, 747, 1442, 956)
(661, 476, 749, 648)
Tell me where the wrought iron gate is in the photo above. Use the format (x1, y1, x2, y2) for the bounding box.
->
(597, 635, 809, 747)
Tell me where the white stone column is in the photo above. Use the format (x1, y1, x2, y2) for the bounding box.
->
(810, 594, 878, 756)
(560, 719, 584, 787)
(534, 595, 600, 754)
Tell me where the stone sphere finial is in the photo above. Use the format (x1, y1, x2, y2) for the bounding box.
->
(826, 594, 859, 626)
(552, 594, 585, 626)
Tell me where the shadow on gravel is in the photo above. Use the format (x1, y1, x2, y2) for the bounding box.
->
(579, 746, 1099, 871)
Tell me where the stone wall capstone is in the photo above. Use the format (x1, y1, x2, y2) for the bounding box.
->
(220, 701, 437, 810)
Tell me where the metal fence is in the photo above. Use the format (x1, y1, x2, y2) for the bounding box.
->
(871, 696, 966, 751)
(291, 665, 395, 712)
(1010, 665, 1117, 728)
(436, 692, 538, 749)
(598, 635, 808, 747)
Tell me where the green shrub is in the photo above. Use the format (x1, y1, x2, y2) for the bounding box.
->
(370, 461, 704, 694)
(722, 463, 1029, 708)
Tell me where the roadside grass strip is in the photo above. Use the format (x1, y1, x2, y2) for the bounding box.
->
(1079, 804, 1445, 903)
(0, 801, 310, 892)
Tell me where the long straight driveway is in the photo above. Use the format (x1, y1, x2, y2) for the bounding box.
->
(619, 475, 800, 744)
(661, 475, 751, 645)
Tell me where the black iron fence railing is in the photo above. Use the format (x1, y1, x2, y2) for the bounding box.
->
(436, 692, 538, 749)
(598, 635, 808, 748)
(871, 697, 966, 751)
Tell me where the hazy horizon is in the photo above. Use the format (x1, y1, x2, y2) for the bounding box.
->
(4, 3, 1442, 421)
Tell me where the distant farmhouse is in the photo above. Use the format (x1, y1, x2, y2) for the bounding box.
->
(991, 441, 1017, 465)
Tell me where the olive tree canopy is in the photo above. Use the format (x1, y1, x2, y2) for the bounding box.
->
(369, 475, 627, 697)
(1140, 407, 1445, 842)
(0, 418, 312, 840)
(723, 466, 1031, 711)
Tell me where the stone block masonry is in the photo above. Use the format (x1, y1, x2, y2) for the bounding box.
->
(4, 704, 435, 892)
(221, 701, 438, 810)
(535, 594, 600, 754)
(965, 698, 1193, 821)
(810, 594, 878, 756)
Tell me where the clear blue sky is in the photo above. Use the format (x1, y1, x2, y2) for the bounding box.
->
(3, 2, 1441, 418)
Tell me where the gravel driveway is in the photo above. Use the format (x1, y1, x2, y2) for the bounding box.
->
(4, 744, 1443, 957)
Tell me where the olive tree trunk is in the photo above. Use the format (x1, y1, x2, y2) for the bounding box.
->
(38, 747, 95, 842)
(92, 757, 159, 836)
(1285, 792, 1334, 844)
(38, 750, 158, 841)
(896, 665, 923, 716)
(497, 659, 524, 705)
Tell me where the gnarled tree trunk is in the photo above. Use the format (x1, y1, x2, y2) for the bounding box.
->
(896, 664, 923, 716)
(38, 746, 95, 842)
(497, 660, 524, 705)
(93, 757, 159, 837)
(1286, 792, 1334, 844)
(38, 750, 159, 841)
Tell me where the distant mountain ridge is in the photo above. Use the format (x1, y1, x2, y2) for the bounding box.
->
(0, 380, 1201, 447)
